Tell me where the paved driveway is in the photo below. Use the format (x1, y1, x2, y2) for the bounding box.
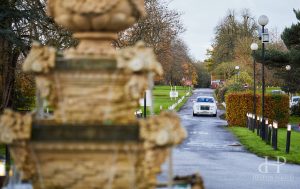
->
(158, 88, 300, 189)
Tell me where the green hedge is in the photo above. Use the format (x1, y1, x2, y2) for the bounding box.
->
(264, 94, 290, 128)
(226, 93, 261, 126)
(226, 92, 289, 128)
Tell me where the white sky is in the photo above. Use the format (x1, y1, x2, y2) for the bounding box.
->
(168, 0, 300, 61)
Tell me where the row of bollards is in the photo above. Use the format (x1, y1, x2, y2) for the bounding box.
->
(246, 113, 292, 154)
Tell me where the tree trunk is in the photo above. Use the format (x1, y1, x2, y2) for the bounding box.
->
(0, 1, 18, 111)
(0, 1, 17, 177)
(0, 39, 18, 111)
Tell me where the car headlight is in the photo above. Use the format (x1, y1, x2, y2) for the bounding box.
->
(210, 106, 214, 110)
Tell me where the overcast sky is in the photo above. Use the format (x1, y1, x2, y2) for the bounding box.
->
(168, 0, 300, 61)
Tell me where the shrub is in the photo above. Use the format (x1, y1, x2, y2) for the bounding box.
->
(264, 94, 290, 128)
(226, 93, 289, 128)
(214, 87, 220, 98)
(13, 88, 35, 111)
(226, 92, 261, 126)
(227, 83, 246, 93)
(217, 86, 228, 103)
(291, 104, 300, 116)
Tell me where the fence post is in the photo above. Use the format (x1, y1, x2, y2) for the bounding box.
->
(286, 124, 291, 154)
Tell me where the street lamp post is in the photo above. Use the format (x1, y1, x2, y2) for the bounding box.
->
(258, 15, 269, 140)
(286, 65, 291, 96)
(251, 43, 258, 132)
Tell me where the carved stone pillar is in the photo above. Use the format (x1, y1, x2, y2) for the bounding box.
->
(0, 0, 187, 188)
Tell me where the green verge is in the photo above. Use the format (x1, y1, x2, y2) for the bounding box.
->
(143, 85, 192, 115)
(289, 115, 300, 125)
(254, 87, 281, 94)
(228, 127, 300, 164)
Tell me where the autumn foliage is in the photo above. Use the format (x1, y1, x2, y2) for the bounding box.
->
(264, 94, 290, 128)
(226, 92, 289, 128)
(226, 93, 261, 126)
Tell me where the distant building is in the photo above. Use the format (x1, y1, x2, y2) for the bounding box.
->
(211, 80, 221, 89)
(210, 74, 223, 89)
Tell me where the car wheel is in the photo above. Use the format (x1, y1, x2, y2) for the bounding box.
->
(193, 112, 196, 117)
(213, 111, 217, 117)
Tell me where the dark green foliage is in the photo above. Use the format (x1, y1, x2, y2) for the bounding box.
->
(264, 49, 289, 67)
(13, 88, 35, 111)
(0, 145, 5, 157)
(209, 10, 257, 67)
(216, 86, 228, 102)
(291, 104, 300, 116)
(281, 10, 300, 50)
(0, 0, 76, 111)
(0, 0, 76, 51)
(215, 84, 246, 103)
(227, 83, 246, 93)
(254, 9, 300, 93)
(194, 63, 211, 88)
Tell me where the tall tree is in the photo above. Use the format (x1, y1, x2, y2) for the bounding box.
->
(255, 9, 300, 93)
(115, 0, 184, 53)
(114, 0, 193, 85)
(194, 62, 211, 88)
(209, 9, 257, 68)
(0, 0, 75, 111)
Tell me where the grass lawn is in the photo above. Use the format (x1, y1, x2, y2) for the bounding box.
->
(254, 87, 282, 94)
(143, 85, 191, 115)
(229, 127, 300, 164)
(289, 115, 300, 125)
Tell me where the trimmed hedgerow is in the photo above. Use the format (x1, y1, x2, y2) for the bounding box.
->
(226, 93, 289, 128)
(264, 94, 290, 128)
(226, 92, 261, 126)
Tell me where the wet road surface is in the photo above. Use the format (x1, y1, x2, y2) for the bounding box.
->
(158, 88, 300, 189)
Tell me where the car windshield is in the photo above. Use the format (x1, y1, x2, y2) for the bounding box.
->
(293, 98, 300, 102)
(197, 97, 214, 103)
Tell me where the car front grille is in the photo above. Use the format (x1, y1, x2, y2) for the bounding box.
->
(200, 106, 210, 110)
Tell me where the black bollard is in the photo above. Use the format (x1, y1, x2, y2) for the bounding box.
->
(257, 116, 260, 136)
(252, 114, 255, 133)
(264, 119, 269, 142)
(246, 113, 249, 129)
(248, 113, 252, 130)
(272, 121, 278, 150)
(260, 117, 264, 139)
(286, 124, 291, 154)
(267, 124, 272, 145)
(247, 113, 252, 130)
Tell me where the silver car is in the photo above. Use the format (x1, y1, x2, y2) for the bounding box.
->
(290, 96, 300, 108)
(193, 96, 217, 117)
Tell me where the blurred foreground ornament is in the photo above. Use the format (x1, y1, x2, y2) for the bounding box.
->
(0, 0, 187, 188)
